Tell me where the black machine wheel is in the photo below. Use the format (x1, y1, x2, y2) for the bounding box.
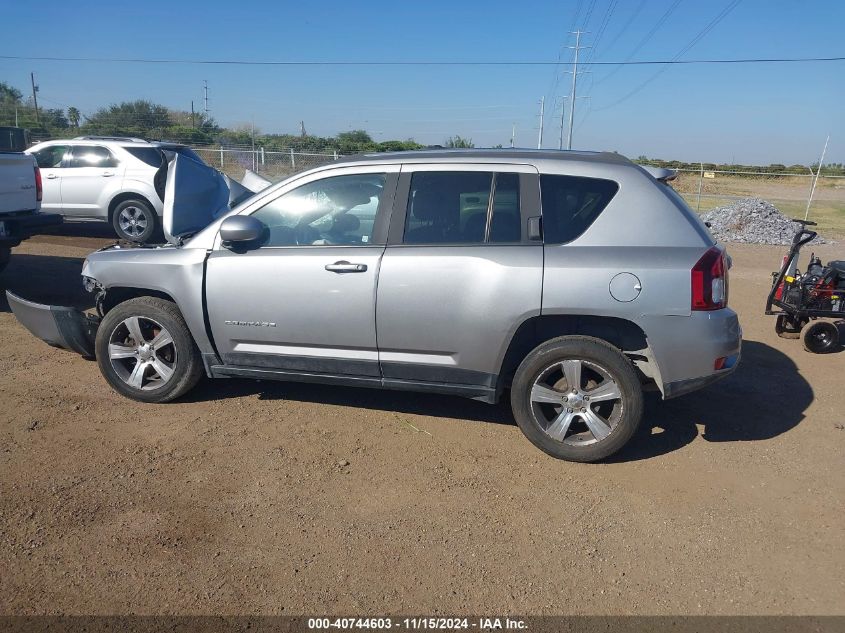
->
(800, 320, 840, 354)
(775, 314, 806, 339)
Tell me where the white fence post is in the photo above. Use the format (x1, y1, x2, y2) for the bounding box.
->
(697, 162, 704, 211)
(333, 150, 338, 160)
(290, 148, 296, 169)
(260, 147, 265, 166)
(219, 146, 224, 167)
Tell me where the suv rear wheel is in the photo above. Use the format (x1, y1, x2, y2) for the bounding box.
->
(0, 246, 10, 274)
(95, 297, 203, 403)
(511, 336, 643, 462)
(112, 198, 157, 243)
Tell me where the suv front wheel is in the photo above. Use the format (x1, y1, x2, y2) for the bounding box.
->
(511, 336, 643, 462)
(95, 297, 203, 403)
(112, 198, 157, 243)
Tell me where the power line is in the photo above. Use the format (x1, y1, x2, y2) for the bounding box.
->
(599, 0, 647, 58)
(585, 0, 620, 63)
(580, 0, 599, 30)
(593, 0, 683, 86)
(1, 54, 843, 66)
(595, 0, 743, 112)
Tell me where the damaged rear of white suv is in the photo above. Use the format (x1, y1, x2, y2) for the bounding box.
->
(8, 149, 741, 462)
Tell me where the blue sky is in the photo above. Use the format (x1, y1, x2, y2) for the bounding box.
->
(1, 0, 843, 164)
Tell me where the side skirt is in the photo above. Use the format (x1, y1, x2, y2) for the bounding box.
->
(209, 365, 497, 403)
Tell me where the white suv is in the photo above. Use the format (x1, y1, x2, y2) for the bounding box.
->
(26, 136, 204, 243)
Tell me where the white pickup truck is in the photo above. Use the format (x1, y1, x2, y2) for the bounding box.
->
(0, 127, 62, 272)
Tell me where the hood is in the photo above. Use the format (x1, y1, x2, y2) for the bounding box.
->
(161, 153, 261, 244)
(241, 169, 272, 193)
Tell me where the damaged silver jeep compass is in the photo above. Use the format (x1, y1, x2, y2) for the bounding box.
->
(8, 149, 741, 462)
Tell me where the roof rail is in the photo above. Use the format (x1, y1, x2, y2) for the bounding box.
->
(73, 135, 148, 143)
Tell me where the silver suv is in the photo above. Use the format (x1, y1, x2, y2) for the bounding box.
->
(8, 149, 741, 462)
(26, 136, 204, 243)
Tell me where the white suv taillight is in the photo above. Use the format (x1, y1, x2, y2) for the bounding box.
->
(691, 246, 728, 310)
(34, 165, 42, 202)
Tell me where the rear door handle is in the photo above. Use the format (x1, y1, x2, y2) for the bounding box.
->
(325, 260, 367, 273)
(101, 172, 114, 177)
(45, 173, 58, 179)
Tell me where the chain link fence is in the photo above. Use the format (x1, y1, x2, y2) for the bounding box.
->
(189, 145, 341, 182)
(186, 145, 845, 237)
(666, 168, 845, 236)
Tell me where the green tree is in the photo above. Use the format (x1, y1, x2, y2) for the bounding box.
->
(445, 135, 474, 148)
(335, 130, 376, 153)
(67, 106, 80, 128)
(81, 100, 172, 138)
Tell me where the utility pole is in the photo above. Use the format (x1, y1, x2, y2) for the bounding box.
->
(557, 97, 566, 150)
(805, 135, 830, 221)
(537, 96, 545, 149)
(565, 30, 590, 150)
(251, 117, 256, 171)
(510, 123, 516, 148)
(30, 72, 40, 125)
(191, 101, 195, 128)
(300, 120, 307, 137)
(203, 80, 209, 119)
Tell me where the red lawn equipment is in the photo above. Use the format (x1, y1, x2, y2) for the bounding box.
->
(765, 220, 845, 353)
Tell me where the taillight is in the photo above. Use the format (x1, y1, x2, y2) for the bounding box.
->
(692, 246, 728, 310)
(34, 165, 42, 202)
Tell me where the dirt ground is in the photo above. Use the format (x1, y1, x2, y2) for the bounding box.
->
(1, 224, 843, 616)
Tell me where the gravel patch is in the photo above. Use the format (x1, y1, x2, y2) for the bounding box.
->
(700, 198, 828, 244)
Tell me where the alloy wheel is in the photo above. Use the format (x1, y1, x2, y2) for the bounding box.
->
(118, 206, 149, 238)
(108, 316, 176, 390)
(529, 358, 624, 446)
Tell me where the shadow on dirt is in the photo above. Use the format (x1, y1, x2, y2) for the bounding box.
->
(40, 222, 117, 240)
(187, 378, 517, 426)
(188, 339, 814, 457)
(0, 253, 91, 312)
(609, 339, 813, 462)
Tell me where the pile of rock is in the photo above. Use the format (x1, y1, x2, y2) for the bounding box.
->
(699, 198, 827, 245)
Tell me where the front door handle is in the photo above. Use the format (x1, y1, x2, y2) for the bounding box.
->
(45, 173, 58, 179)
(101, 171, 114, 177)
(325, 260, 367, 273)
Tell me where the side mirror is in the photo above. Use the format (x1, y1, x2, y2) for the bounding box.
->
(219, 215, 266, 247)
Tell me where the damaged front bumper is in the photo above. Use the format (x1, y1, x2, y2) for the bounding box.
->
(6, 291, 99, 358)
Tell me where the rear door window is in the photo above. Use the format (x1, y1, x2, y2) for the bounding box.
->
(124, 146, 164, 167)
(403, 171, 522, 244)
(68, 145, 119, 168)
(540, 174, 618, 244)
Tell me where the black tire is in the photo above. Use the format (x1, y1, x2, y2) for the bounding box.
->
(510, 336, 643, 463)
(0, 246, 10, 274)
(775, 314, 805, 339)
(95, 297, 203, 403)
(111, 198, 157, 243)
(801, 320, 840, 354)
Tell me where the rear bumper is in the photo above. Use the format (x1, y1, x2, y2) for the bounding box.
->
(662, 353, 740, 399)
(0, 212, 63, 245)
(5, 291, 99, 357)
(641, 308, 742, 399)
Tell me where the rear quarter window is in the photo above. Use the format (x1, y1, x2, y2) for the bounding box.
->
(540, 174, 619, 244)
(124, 147, 164, 167)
